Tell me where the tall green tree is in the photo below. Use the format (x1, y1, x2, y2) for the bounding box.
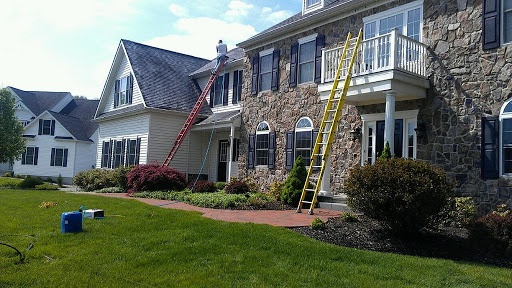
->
(0, 88, 25, 163)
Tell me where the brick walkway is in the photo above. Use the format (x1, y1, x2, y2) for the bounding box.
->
(84, 193, 344, 227)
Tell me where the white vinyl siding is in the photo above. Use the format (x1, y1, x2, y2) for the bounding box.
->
(196, 68, 241, 113)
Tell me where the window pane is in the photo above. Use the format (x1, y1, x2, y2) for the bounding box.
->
(505, 10, 512, 43)
(120, 77, 128, 92)
(55, 149, 64, 166)
(380, 13, 403, 34)
(504, 119, 512, 144)
(260, 73, 272, 91)
(256, 134, 269, 149)
(299, 62, 315, 83)
(296, 131, 311, 148)
(365, 22, 376, 39)
(299, 41, 315, 63)
(214, 76, 223, 105)
(296, 149, 311, 166)
(407, 8, 421, 41)
(257, 122, 270, 132)
(505, 1, 512, 10)
(260, 54, 272, 73)
(306, 0, 320, 7)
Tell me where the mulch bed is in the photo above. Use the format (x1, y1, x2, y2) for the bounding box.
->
(291, 215, 512, 268)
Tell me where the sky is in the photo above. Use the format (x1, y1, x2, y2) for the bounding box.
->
(0, 0, 301, 99)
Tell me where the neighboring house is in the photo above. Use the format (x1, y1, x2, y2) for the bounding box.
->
(5, 87, 99, 183)
(94, 40, 243, 182)
(237, 0, 512, 211)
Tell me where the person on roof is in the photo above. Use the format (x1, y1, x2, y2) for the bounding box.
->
(213, 40, 228, 74)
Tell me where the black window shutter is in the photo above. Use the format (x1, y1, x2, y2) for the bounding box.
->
(34, 147, 39, 165)
(268, 132, 276, 169)
(38, 120, 43, 135)
(128, 74, 134, 104)
(289, 43, 298, 88)
(101, 142, 107, 168)
(135, 138, 141, 165)
(482, 0, 500, 50)
(286, 131, 295, 171)
(271, 50, 280, 91)
(248, 134, 255, 169)
(223, 72, 229, 106)
(114, 79, 120, 108)
(209, 83, 214, 108)
(108, 139, 113, 168)
(312, 129, 320, 171)
(315, 35, 325, 83)
(50, 120, 56, 136)
(21, 150, 26, 165)
(232, 70, 239, 104)
(481, 116, 499, 179)
(237, 71, 243, 102)
(50, 148, 56, 166)
(63, 149, 68, 167)
(251, 55, 259, 95)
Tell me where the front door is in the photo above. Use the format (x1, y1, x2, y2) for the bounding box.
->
(218, 140, 229, 182)
(376, 119, 404, 158)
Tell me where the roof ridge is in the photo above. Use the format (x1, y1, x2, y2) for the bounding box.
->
(121, 39, 210, 62)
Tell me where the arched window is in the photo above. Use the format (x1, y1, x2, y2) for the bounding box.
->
(295, 117, 313, 166)
(500, 99, 512, 175)
(256, 121, 270, 166)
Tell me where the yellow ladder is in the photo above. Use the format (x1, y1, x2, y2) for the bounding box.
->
(297, 29, 363, 215)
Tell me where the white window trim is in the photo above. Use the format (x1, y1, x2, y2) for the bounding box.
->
(258, 48, 274, 93)
(255, 121, 271, 167)
(298, 33, 318, 45)
(360, 110, 418, 165)
(363, 0, 424, 41)
(499, 98, 512, 176)
(295, 117, 314, 165)
(303, 0, 324, 15)
(502, 0, 512, 45)
(114, 75, 130, 109)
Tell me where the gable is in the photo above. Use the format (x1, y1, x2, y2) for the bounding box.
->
(23, 112, 74, 139)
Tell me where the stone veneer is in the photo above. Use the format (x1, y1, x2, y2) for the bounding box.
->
(239, 0, 512, 212)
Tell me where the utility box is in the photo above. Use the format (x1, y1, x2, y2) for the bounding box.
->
(84, 209, 104, 219)
(61, 211, 82, 233)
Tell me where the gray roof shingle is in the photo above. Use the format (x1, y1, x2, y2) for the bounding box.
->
(190, 47, 245, 76)
(122, 40, 212, 115)
(9, 86, 69, 116)
(196, 110, 241, 126)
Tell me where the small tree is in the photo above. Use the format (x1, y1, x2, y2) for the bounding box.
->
(0, 88, 25, 163)
(281, 156, 308, 206)
(379, 141, 391, 159)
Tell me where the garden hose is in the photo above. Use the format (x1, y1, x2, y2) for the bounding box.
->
(0, 234, 37, 263)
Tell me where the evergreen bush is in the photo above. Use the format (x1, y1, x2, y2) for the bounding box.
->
(281, 156, 309, 206)
(18, 176, 44, 189)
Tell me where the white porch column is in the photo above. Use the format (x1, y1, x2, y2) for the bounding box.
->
(319, 157, 332, 196)
(384, 91, 396, 155)
(227, 124, 235, 181)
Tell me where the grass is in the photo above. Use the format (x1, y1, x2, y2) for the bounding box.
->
(1, 189, 511, 287)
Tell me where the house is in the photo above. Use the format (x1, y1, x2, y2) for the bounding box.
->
(94, 40, 244, 182)
(237, 0, 512, 211)
(4, 87, 99, 183)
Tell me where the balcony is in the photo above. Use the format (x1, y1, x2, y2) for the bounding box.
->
(318, 30, 430, 105)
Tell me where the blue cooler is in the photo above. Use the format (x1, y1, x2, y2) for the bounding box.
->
(61, 212, 82, 233)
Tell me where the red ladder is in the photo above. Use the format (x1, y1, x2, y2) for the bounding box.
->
(162, 57, 228, 167)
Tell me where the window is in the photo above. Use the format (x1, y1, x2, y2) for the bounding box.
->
(363, 1, 423, 41)
(303, 0, 323, 13)
(233, 70, 243, 104)
(21, 147, 38, 165)
(114, 74, 133, 108)
(500, 99, 512, 175)
(232, 138, 240, 162)
(504, 0, 512, 44)
(213, 75, 224, 106)
(38, 119, 55, 135)
(298, 40, 316, 84)
(101, 138, 140, 168)
(20, 120, 30, 127)
(305, 0, 321, 8)
(14, 102, 23, 109)
(50, 148, 68, 167)
(295, 118, 314, 166)
(259, 54, 272, 92)
(256, 122, 270, 166)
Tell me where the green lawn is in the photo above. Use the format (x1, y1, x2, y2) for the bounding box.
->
(1, 190, 511, 287)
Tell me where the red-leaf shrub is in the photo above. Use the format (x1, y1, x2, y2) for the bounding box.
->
(127, 164, 186, 194)
(225, 180, 250, 194)
(188, 180, 217, 193)
(472, 212, 512, 257)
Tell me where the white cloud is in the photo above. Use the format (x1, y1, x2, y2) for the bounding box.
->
(145, 17, 257, 59)
(169, 3, 189, 17)
(225, 0, 254, 20)
(260, 7, 294, 24)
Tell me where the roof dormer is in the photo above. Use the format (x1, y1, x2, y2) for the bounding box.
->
(302, 0, 324, 15)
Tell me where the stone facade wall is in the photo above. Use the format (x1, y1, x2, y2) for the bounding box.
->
(239, 0, 512, 212)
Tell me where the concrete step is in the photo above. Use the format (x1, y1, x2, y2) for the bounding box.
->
(317, 194, 351, 212)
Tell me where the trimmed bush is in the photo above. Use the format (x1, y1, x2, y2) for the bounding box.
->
(188, 180, 217, 193)
(269, 181, 284, 201)
(113, 165, 135, 190)
(18, 176, 44, 189)
(215, 182, 226, 191)
(281, 156, 308, 206)
(74, 166, 134, 192)
(247, 192, 272, 208)
(133, 190, 190, 201)
(0, 177, 22, 188)
(379, 141, 392, 159)
(4, 172, 13, 178)
(225, 180, 250, 194)
(243, 178, 260, 194)
(95, 187, 125, 193)
(345, 158, 452, 234)
(57, 174, 64, 187)
(311, 218, 325, 230)
(127, 164, 186, 194)
(35, 183, 59, 190)
(184, 192, 247, 209)
(472, 205, 512, 257)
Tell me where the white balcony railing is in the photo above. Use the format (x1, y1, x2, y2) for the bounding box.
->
(322, 30, 428, 83)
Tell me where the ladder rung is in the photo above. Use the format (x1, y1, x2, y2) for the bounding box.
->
(301, 201, 313, 204)
(305, 189, 316, 192)
(312, 166, 322, 169)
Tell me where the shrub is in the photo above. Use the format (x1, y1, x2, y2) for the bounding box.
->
(35, 183, 59, 190)
(379, 141, 392, 159)
(342, 212, 358, 222)
(95, 187, 125, 193)
(57, 174, 64, 187)
(215, 182, 226, 191)
(188, 180, 217, 193)
(345, 158, 452, 234)
(133, 190, 191, 201)
(281, 156, 308, 206)
(127, 164, 186, 194)
(247, 192, 272, 208)
(243, 178, 260, 193)
(4, 172, 13, 177)
(269, 181, 284, 201)
(311, 218, 325, 230)
(74, 169, 117, 191)
(439, 197, 477, 227)
(0, 177, 22, 188)
(46, 177, 54, 183)
(225, 180, 250, 194)
(183, 192, 247, 209)
(472, 206, 512, 257)
(18, 176, 44, 189)
(113, 165, 135, 190)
